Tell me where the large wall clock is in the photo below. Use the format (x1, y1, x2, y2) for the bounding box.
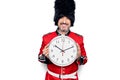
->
(49, 35, 78, 66)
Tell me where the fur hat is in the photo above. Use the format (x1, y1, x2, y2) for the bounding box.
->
(54, 0, 76, 26)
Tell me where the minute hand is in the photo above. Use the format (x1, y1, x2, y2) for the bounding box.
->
(63, 46, 74, 52)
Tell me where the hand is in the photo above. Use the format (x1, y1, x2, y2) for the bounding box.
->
(54, 45, 64, 52)
(63, 46, 74, 52)
(42, 44, 49, 58)
(76, 43, 81, 58)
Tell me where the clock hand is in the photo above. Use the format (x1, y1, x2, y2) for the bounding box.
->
(63, 46, 74, 52)
(54, 45, 64, 52)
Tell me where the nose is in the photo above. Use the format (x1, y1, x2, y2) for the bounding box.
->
(63, 20, 66, 23)
(62, 17, 67, 23)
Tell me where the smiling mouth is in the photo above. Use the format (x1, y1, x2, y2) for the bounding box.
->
(60, 23, 69, 26)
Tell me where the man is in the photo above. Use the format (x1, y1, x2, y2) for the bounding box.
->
(38, 0, 88, 80)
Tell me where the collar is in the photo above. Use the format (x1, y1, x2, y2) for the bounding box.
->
(56, 28, 71, 36)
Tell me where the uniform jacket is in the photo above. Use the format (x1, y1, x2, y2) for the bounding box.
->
(38, 30, 87, 79)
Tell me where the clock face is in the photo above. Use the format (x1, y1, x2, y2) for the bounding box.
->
(49, 35, 77, 67)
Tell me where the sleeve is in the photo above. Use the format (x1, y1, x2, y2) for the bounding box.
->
(76, 36, 88, 65)
(38, 36, 51, 64)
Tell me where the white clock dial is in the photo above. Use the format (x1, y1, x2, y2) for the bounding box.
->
(49, 35, 77, 67)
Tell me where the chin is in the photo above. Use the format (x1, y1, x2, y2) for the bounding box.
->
(61, 29, 68, 32)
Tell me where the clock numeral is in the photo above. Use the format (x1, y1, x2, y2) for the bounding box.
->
(56, 40, 59, 43)
(61, 38, 65, 42)
(71, 55, 73, 58)
(68, 40, 70, 43)
(52, 55, 55, 58)
(62, 60, 64, 63)
(67, 58, 70, 62)
(56, 58, 59, 61)
(51, 49, 53, 52)
(73, 49, 75, 53)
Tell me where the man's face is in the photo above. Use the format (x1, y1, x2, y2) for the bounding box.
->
(58, 16, 71, 32)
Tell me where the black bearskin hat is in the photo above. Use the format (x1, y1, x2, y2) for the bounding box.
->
(54, 0, 76, 26)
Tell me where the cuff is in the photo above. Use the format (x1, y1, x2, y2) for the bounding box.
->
(76, 56, 87, 65)
(38, 54, 51, 64)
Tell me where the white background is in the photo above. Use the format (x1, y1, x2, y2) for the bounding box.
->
(0, 0, 120, 80)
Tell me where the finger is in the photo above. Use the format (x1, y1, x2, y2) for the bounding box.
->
(44, 51, 49, 57)
(42, 47, 49, 52)
(44, 53, 47, 57)
(42, 43, 49, 52)
(43, 51, 47, 56)
(44, 48, 49, 53)
(76, 43, 80, 50)
(45, 52, 48, 56)
(44, 44, 49, 48)
(42, 45, 49, 53)
(76, 43, 81, 55)
(45, 53, 49, 58)
(43, 49, 49, 55)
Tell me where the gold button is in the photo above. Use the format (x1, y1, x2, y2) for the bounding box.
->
(62, 68, 65, 70)
(62, 71, 65, 74)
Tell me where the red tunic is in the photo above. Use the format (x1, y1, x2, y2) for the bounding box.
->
(38, 31, 87, 80)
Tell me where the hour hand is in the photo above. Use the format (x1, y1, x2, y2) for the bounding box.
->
(54, 45, 64, 52)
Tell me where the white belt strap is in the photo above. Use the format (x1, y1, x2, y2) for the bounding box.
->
(47, 69, 77, 79)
